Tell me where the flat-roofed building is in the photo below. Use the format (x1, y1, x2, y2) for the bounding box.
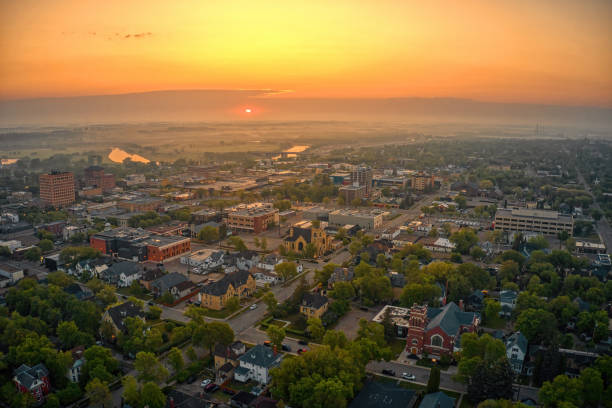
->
(39, 171, 75, 208)
(226, 203, 279, 234)
(494, 208, 573, 236)
(329, 209, 384, 230)
(339, 184, 366, 204)
(351, 165, 373, 197)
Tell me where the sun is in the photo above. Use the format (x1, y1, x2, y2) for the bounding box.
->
(245, 108, 252, 113)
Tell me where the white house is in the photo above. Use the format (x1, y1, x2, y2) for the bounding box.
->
(67, 346, 85, 383)
(103, 261, 142, 288)
(234, 344, 282, 385)
(506, 332, 528, 374)
(250, 268, 281, 287)
(235, 251, 260, 271)
(499, 290, 518, 317)
(257, 254, 282, 271)
(181, 249, 224, 271)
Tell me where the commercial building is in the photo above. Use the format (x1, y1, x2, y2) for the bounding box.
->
(339, 184, 366, 204)
(39, 171, 75, 207)
(90, 227, 191, 262)
(0, 263, 24, 287)
(226, 203, 279, 234)
(494, 208, 574, 236)
(351, 165, 373, 197)
(328, 209, 384, 230)
(118, 198, 164, 212)
(411, 172, 435, 192)
(84, 166, 116, 192)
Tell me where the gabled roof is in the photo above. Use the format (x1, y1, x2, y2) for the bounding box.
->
(106, 261, 142, 277)
(141, 268, 164, 282)
(301, 293, 328, 310)
(13, 363, 49, 389)
(173, 280, 196, 292)
(105, 301, 145, 332)
(500, 290, 518, 303)
(418, 392, 455, 408)
(152, 272, 187, 293)
(349, 380, 417, 408)
(238, 344, 282, 368)
(426, 302, 477, 337)
(201, 270, 251, 296)
(64, 282, 94, 300)
(284, 227, 312, 243)
(506, 331, 528, 354)
(231, 391, 257, 406)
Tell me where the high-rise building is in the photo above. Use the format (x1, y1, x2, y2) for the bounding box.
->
(350, 165, 373, 197)
(84, 166, 115, 192)
(411, 172, 435, 192)
(39, 171, 75, 208)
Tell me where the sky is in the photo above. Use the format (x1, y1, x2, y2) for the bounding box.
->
(1, 0, 611, 107)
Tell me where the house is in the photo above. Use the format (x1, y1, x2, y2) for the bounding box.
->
(417, 237, 456, 253)
(283, 221, 333, 257)
(499, 290, 518, 317)
(74, 258, 109, 278)
(102, 261, 142, 287)
(300, 293, 329, 319)
(250, 267, 281, 287)
(234, 344, 283, 384)
(214, 341, 246, 370)
(232, 251, 261, 271)
(0, 263, 24, 285)
(231, 391, 257, 408)
(170, 280, 198, 300)
(506, 332, 528, 374)
(257, 254, 283, 271)
(67, 346, 85, 383)
(64, 282, 94, 300)
(373, 305, 412, 338)
(327, 266, 354, 288)
(418, 392, 455, 408)
(388, 271, 406, 288)
(180, 249, 224, 270)
(348, 380, 418, 408)
(198, 270, 256, 310)
(405, 302, 480, 357)
(151, 272, 188, 296)
(140, 268, 165, 290)
(13, 363, 51, 402)
(102, 301, 146, 334)
(466, 289, 485, 312)
(166, 389, 214, 408)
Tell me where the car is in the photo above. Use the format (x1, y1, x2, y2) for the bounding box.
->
(382, 369, 396, 377)
(401, 372, 416, 380)
(298, 340, 308, 346)
(186, 299, 192, 304)
(186, 374, 197, 384)
(222, 388, 236, 396)
(205, 384, 219, 393)
(407, 354, 419, 360)
(121, 295, 127, 299)
(281, 344, 291, 352)
(249, 304, 257, 310)
(359, 306, 369, 311)
(147, 301, 154, 306)
(200, 379, 212, 387)
(297, 348, 307, 354)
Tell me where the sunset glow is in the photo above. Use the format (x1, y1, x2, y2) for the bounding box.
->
(1, 0, 611, 106)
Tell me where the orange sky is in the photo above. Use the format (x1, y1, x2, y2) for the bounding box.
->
(1, 0, 611, 106)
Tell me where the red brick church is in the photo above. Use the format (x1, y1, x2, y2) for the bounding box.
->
(406, 302, 479, 357)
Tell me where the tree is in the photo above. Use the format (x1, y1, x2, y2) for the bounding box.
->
(307, 317, 325, 341)
(25, 246, 42, 262)
(0, 246, 11, 257)
(57, 320, 93, 349)
(167, 347, 184, 373)
(580, 368, 603, 407)
(37, 239, 54, 252)
(146, 306, 162, 320)
(47, 271, 73, 287)
(226, 296, 240, 312)
(483, 300, 501, 325)
(400, 283, 441, 307)
(83, 345, 119, 384)
(261, 237, 268, 251)
(85, 378, 112, 408)
(122, 375, 140, 407)
(43, 394, 60, 408)
(140, 382, 166, 408)
(275, 262, 298, 281)
(467, 359, 513, 404)
(315, 263, 339, 286)
(330, 281, 356, 301)
(96, 285, 117, 306)
(516, 308, 558, 345)
(380, 306, 395, 341)
(229, 236, 247, 251)
(159, 292, 175, 305)
(499, 260, 519, 283)
(322, 330, 348, 349)
(427, 366, 441, 393)
(192, 321, 234, 356)
(134, 351, 169, 383)
(197, 225, 219, 243)
(539, 375, 583, 408)
(267, 325, 286, 350)
(470, 246, 486, 260)
(457, 333, 506, 383)
(262, 292, 278, 313)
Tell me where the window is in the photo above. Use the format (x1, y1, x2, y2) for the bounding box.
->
(431, 335, 443, 347)
(412, 339, 418, 345)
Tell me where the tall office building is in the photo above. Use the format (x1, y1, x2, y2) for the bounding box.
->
(84, 166, 116, 192)
(39, 171, 75, 208)
(350, 165, 373, 197)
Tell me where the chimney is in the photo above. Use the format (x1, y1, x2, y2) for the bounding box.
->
(459, 299, 464, 311)
(169, 397, 175, 408)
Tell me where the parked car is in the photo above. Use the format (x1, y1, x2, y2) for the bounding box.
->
(147, 301, 154, 306)
(382, 369, 396, 377)
(401, 372, 416, 380)
(297, 348, 308, 354)
(204, 383, 218, 393)
(298, 340, 308, 346)
(249, 304, 257, 310)
(186, 374, 197, 384)
(360, 306, 369, 311)
(281, 344, 291, 352)
(200, 379, 211, 387)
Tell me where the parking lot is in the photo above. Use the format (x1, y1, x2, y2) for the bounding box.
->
(332, 304, 382, 339)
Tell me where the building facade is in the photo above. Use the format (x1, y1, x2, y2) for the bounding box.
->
(350, 165, 373, 197)
(283, 221, 333, 257)
(339, 184, 366, 204)
(39, 171, 75, 207)
(328, 209, 384, 230)
(13, 364, 51, 402)
(411, 172, 435, 192)
(84, 166, 116, 192)
(494, 208, 573, 236)
(198, 270, 256, 310)
(226, 205, 279, 234)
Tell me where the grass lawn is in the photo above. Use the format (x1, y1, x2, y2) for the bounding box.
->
(228, 380, 255, 392)
(389, 338, 406, 359)
(198, 307, 238, 319)
(483, 315, 507, 330)
(269, 319, 289, 327)
(285, 313, 307, 331)
(117, 286, 153, 300)
(211, 390, 231, 403)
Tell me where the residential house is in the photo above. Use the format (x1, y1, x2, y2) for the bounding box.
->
(214, 341, 246, 370)
(417, 237, 456, 253)
(64, 282, 94, 301)
(198, 270, 256, 310)
(250, 267, 281, 287)
(102, 301, 146, 334)
(405, 302, 480, 357)
(499, 290, 518, 317)
(74, 258, 109, 278)
(466, 290, 485, 312)
(140, 268, 165, 290)
(388, 271, 406, 288)
(418, 392, 455, 408)
(300, 293, 329, 319)
(234, 344, 283, 384)
(233, 251, 261, 271)
(67, 346, 85, 383)
(170, 280, 198, 301)
(257, 254, 283, 271)
(348, 380, 417, 408)
(506, 332, 528, 374)
(231, 391, 258, 408)
(327, 266, 354, 288)
(13, 363, 51, 402)
(283, 221, 332, 258)
(151, 272, 188, 296)
(102, 261, 142, 287)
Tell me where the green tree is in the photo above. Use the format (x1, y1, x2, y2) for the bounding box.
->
(134, 351, 169, 383)
(315, 263, 339, 286)
(229, 236, 247, 251)
(427, 366, 441, 393)
(457, 333, 506, 383)
(483, 299, 501, 325)
(330, 281, 356, 301)
(467, 358, 513, 404)
(25, 246, 42, 262)
(146, 305, 162, 320)
(516, 308, 558, 345)
(85, 378, 112, 408)
(470, 246, 486, 260)
(267, 325, 286, 350)
(57, 320, 94, 349)
(275, 262, 298, 281)
(37, 239, 54, 252)
(167, 347, 184, 373)
(400, 283, 441, 307)
(580, 367, 603, 407)
(539, 375, 583, 408)
(47, 271, 73, 287)
(262, 292, 278, 312)
(96, 285, 117, 306)
(226, 296, 240, 312)
(140, 382, 166, 408)
(197, 225, 219, 243)
(322, 330, 348, 349)
(122, 375, 140, 407)
(307, 317, 325, 342)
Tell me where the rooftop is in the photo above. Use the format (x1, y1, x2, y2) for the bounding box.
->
(348, 381, 417, 408)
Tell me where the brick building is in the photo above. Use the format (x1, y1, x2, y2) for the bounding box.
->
(226, 204, 279, 234)
(13, 364, 51, 402)
(84, 166, 116, 192)
(39, 171, 75, 207)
